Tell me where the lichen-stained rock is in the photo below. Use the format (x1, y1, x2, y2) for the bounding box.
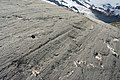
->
(0, 0, 120, 80)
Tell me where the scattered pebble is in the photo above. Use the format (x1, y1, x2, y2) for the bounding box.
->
(54, 53, 59, 56)
(101, 65, 104, 68)
(74, 60, 87, 67)
(106, 43, 119, 58)
(95, 53, 102, 61)
(32, 68, 40, 76)
(66, 71, 74, 77)
(87, 63, 96, 68)
(113, 38, 119, 42)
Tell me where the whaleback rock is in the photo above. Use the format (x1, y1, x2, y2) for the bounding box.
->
(0, 0, 120, 80)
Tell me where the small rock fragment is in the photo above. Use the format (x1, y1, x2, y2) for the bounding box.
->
(66, 71, 74, 77)
(95, 53, 102, 61)
(106, 43, 119, 58)
(74, 60, 87, 67)
(113, 38, 119, 42)
(87, 63, 96, 68)
(32, 68, 40, 76)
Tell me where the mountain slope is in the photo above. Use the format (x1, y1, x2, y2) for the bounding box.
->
(0, 0, 120, 80)
(45, 0, 120, 22)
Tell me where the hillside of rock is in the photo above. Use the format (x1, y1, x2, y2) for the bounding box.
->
(0, 0, 120, 80)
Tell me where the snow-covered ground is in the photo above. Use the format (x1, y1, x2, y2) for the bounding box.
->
(90, 0, 119, 7)
(43, 0, 120, 23)
(89, 0, 120, 16)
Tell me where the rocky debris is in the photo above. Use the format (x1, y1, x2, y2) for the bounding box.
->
(111, 22, 120, 28)
(0, 0, 120, 80)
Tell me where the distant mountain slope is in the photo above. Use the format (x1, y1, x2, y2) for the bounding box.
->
(45, 0, 120, 23)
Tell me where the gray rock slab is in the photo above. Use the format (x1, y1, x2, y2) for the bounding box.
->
(0, 0, 120, 80)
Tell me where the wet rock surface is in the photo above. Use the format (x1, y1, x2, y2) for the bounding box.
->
(0, 0, 120, 80)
